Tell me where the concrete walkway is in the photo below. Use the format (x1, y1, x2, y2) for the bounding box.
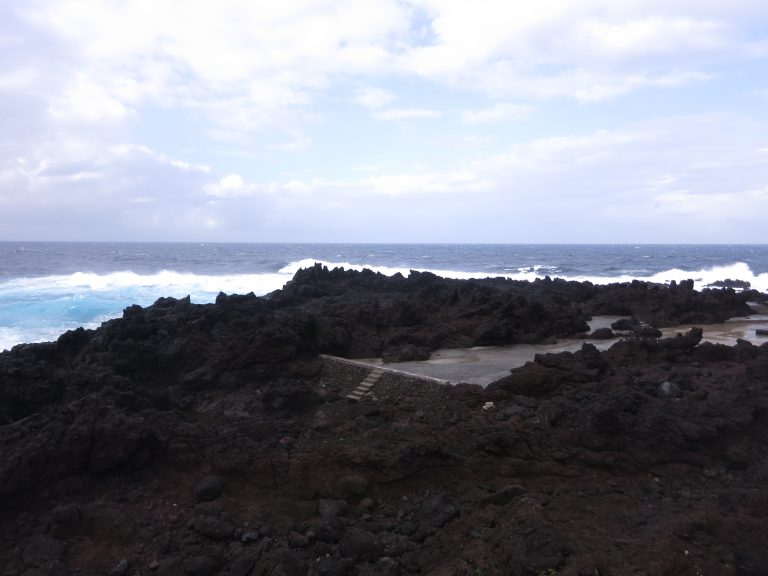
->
(332, 315, 768, 388)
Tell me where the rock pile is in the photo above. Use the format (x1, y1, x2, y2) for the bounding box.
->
(1, 266, 767, 575)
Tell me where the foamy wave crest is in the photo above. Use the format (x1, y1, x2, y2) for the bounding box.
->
(279, 258, 411, 277)
(279, 259, 767, 292)
(566, 262, 768, 293)
(1, 270, 290, 301)
(3, 261, 765, 352)
(0, 270, 294, 351)
(278, 258, 544, 282)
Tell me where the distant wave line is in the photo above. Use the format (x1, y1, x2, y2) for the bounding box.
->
(0, 260, 766, 296)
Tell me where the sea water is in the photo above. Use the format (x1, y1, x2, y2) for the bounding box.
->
(1, 242, 768, 351)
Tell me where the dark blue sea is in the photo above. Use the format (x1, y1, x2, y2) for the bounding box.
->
(1, 242, 767, 351)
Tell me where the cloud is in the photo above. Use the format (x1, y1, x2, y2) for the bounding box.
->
(362, 170, 489, 195)
(4, 0, 766, 149)
(3, 113, 766, 243)
(0, 141, 221, 240)
(9, 1, 768, 111)
(354, 87, 395, 110)
(14, 0, 411, 143)
(48, 73, 134, 123)
(354, 86, 440, 121)
(211, 113, 768, 241)
(205, 173, 255, 198)
(461, 103, 533, 125)
(2, 1, 768, 243)
(398, 1, 761, 101)
(651, 190, 736, 217)
(374, 107, 441, 120)
(747, 38, 768, 57)
(110, 144, 210, 173)
(576, 17, 727, 59)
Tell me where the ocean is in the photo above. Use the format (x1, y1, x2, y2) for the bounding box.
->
(2, 242, 768, 352)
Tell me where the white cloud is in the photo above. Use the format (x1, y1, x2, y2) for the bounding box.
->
(205, 173, 252, 198)
(4, 0, 765, 153)
(2, 1, 768, 242)
(267, 136, 312, 152)
(15, 0, 757, 138)
(130, 196, 155, 204)
(747, 38, 768, 57)
(0, 69, 40, 92)
(111, 144, 210, 173)
(470, 66, 713, 103)
(48, 74, 133, 123)
(218, 173, 244, 190)
(353, 86, 439, 121)
(398, 1, 760, 101)
(17, 0, 411, 140)
(354, 87, 395, 110)
(375, 107, 441, 120)
(651, 190, 735, 217)
(362, 170, 489, 195)
(577, 17, 726, 58)
(572, 71, 712, 103)
(2, 113, 766, 242)
(461, 103, 533, 125)
(0, 138, 229, 240)
(215, 113, 768, 240)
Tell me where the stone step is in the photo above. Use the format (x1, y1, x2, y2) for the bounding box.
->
(346, 369, 384, 402)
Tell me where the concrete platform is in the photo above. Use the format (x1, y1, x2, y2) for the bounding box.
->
(351, 315, 768, 387)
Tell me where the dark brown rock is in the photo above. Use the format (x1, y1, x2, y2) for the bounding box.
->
(1, 268, 767, 576)
(22, 536, 65, 567)
(192, 515, 235, 540)
(481, 484, 526, 506)
(589, 327, 616, 339)
(340, 528, 381, 562)
(194, 476, 224, 502)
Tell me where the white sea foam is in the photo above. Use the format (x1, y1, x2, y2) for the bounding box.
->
(0, 270, 290, 302)
(0, 270, 292, 351)
(1, 260, 765, 352)
(566, 262, 768, 293)
(0, 327, 27, 352)
(278, 259, 768, 292)
(277, 258, 544, 282)
(0, 325, 79, 353)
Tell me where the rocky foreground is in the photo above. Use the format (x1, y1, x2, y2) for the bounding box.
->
(1, 265, 768, 576)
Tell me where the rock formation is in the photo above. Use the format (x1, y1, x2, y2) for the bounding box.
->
(1, 265, 766, 575)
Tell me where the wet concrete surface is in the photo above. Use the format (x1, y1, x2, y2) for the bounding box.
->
(357, 315, 768, 387)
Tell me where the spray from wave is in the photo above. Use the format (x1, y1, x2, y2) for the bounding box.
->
(278, 259, 768, 293)
(1, 260, 766, 352)
(0, 270, 289, 351)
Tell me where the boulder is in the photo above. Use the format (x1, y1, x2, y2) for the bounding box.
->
(194, 476, 225, 502)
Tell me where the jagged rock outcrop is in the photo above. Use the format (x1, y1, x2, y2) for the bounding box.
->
(1, 266, 767, 575)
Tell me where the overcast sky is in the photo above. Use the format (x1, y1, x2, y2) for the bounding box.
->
(1, 1, 767, 243)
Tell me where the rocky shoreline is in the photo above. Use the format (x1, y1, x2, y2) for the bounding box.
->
(1, 265, 768, 575)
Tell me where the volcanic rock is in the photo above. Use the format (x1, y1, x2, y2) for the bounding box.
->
(194, 475, 225, 502)
(588, 327, 616, 339)
(1, 267, 767, 575)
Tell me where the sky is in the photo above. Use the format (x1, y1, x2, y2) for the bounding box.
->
(0, 1, 767, 243)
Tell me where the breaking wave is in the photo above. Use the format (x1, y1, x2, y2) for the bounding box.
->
(1, 260, 766, 352)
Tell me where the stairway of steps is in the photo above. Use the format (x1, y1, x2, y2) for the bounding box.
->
(347, 368, 384, 402)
